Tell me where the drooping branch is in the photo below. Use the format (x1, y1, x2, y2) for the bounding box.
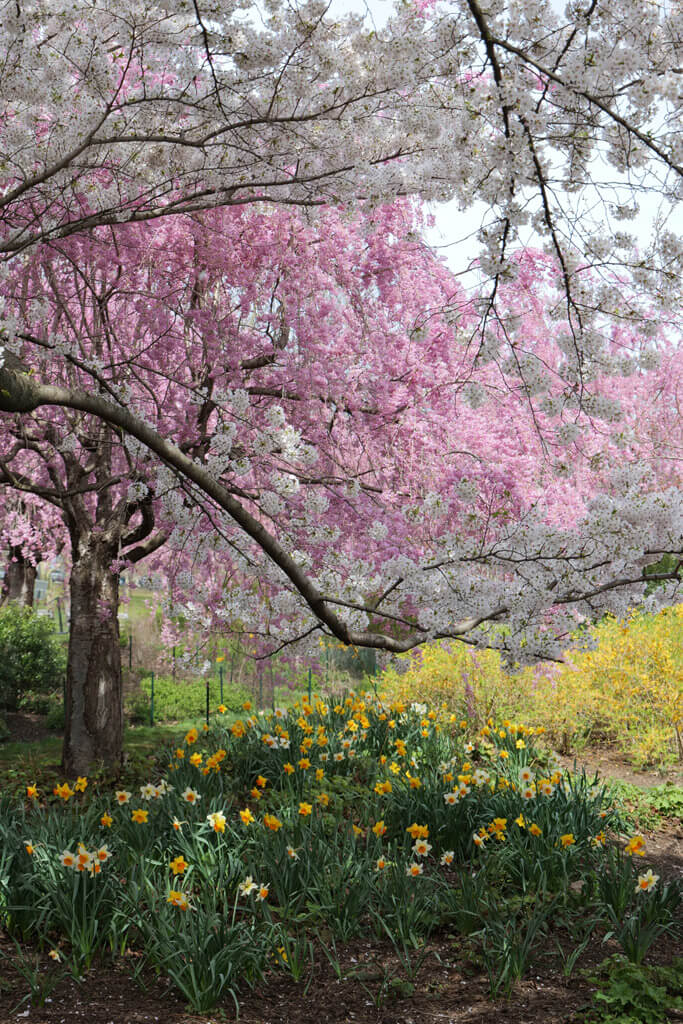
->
(1, 362, 680, 657)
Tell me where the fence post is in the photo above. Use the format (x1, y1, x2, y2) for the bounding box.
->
(149, 672, 155, 726)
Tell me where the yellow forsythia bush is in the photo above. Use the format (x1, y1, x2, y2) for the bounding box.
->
(381, 605, 683, 768)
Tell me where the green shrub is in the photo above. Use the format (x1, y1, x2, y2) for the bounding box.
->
(17, 689, 58, 715)
(124, 691, 151, 725)
(45, 701, 65, 732)
(0, 715, 9, 742)
(0, 605, 67, 711)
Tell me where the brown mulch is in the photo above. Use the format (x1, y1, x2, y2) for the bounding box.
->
(3, 713, 56, 745)
(0, 915, 681, 1024)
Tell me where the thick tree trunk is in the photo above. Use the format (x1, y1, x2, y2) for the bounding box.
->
(1, 547, 36, 606)
(62, 533, 123, 776)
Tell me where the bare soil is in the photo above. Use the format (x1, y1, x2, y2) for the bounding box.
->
(0, 887, 681, 1024)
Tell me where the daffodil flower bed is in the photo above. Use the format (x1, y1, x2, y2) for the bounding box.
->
(1, 692, 680, 1011)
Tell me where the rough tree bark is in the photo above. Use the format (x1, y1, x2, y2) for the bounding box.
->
(62, 527, 123, 776)
(1, 546, 36, 606)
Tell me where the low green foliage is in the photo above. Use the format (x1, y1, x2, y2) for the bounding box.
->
(125, 673, 252, 724)
(606, 779, 683, 832)
(0, 605, 66, 711)
(584, 956, 683, 1023)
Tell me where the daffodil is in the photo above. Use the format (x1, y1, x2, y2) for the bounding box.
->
(207, 810, 227, 833)
(405, 823, 429, 840)
(636, 869, 659, 893)
(167, 889, 190, 910)
(624, 834, 646, 856)
(406, 862, 423, 877)
(238, 876, 257, 896)
(170, 855, 188, 875)
(182, 787, 200, 804)
(131, 808, 149, 824)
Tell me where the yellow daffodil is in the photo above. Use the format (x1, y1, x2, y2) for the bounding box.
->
(170, 855, 188, 875)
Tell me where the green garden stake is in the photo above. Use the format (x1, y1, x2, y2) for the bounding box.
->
(308, 666, 312, 704)
(219, 664, 224, 703)
(258, 669, 263, 707)
(129, 634, 133, 670)
(56, 598, 63, 633)
(206, 679, 210, 727)
(150, 672, 155, 726)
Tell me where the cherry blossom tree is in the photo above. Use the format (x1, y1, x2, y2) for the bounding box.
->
(0, 195, 680, 773)
(0, 495, 64, 606)
(0, 0, 681, 772)
(0, 0, 680, 313)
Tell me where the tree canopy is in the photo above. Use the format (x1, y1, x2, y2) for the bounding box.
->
(0, 0, 680, 771)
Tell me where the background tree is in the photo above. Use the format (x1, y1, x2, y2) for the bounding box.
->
(0, 199, 679, 773)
